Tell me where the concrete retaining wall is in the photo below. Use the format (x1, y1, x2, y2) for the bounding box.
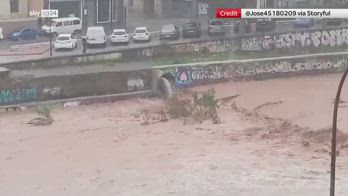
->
(0, 69, 153, 106)
(1, 52, 348, 107)
(157, 53, 348, 87)
(140, 27, 348, 58)
(1, 52, 123, 70)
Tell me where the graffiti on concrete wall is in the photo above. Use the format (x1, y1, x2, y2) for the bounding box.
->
(172, 40, 239, 54)
(41, 87, 62, 98)
(0, 87, 62, 105)
(0, 88, 38, 105)
(139, 28, 348, 58)
(242, 28, 348, 50)
(241, 37, 261, 50)
(127, 77, 145, 91)
(161, 57, 348, 86)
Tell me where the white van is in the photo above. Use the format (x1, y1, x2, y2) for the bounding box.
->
(86, 26, 107, 47)
(41, 17, 82, 37)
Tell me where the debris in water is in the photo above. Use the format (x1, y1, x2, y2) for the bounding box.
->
(253, 101, 283, 112)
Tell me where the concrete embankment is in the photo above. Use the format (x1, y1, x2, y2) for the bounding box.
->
(1, 50, 348, 108)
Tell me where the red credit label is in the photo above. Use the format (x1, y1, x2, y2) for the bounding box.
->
(216, 8, 241, 18)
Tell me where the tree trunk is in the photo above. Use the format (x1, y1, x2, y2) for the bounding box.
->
(238, 0, 248, 34)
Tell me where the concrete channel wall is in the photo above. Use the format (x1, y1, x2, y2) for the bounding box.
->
(158, 53, 348, 87)
(1, 52, 348, 107)
(0, 69, 153, 106)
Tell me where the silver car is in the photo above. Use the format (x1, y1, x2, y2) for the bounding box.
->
(208, 19, 226, 35)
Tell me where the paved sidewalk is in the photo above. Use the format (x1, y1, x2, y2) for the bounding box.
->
(0, 42, 50, 56)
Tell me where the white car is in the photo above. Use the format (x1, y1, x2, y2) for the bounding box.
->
(132, 27, 151, 42)
(0, 26, 3, 40)
(86, 26, 106, 47)
(110, 29, 129, 45)
(54, 34, 78, 50)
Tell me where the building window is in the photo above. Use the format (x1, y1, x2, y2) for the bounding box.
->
(97, 0, 118, 23)
(10, 0, 19, 13)
(97, 0, 111, 23)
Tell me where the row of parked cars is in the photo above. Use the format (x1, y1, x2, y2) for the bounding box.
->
(52, 18, 229, 50)
(1, 16, 347, 48)
(0, 17, 228, 42)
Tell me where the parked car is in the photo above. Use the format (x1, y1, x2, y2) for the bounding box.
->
(160, 24, 180, 40)
(295, 18, 314, 28)
(182, 21, 201, 38)
(110, 29, 129, 45)
(0, 26, 3, 40)
(86, 26, 107, 48)
(208, 19, 226, 35)
(7, 27, 41, 41)
(233, 21, 241, 33)
(256, 18, 276, 32)
(325, 18, 342, 26)
(54, 34, 78, 50)
(41, 17, 82, 37)
(132, 27, 151, 42)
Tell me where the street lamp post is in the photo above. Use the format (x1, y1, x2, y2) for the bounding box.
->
(330, 64, 348, 196)
(49, 18, 52, 57)
(110, 0, 113, 32)
(42, 9, 58, 57)
(124, 6, 127, 29)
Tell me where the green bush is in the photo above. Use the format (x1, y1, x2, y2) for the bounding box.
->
(166, 94, 192, 118)
(36, 105, 52, 119)
(198, 89, 218, 110)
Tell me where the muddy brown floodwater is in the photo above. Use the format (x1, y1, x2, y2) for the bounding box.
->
(193, 73, 348, 131)
(1, 73, 348, 196)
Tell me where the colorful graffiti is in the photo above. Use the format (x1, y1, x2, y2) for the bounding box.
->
(161, 57, 348, 86)
(0, 87, 62, 105)
(0, 88, 38, 105)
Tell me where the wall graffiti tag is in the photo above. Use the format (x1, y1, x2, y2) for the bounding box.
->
(243, 28, 348, 50)
(0, 88, 38, 105)
(161, 57, 348, 86)
(0, 86, 62, 105)
(139, 28, 348, 58)
(41, 87, 62, 98)
(175, 69, 192, 86)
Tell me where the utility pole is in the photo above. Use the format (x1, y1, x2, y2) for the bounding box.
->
(124, 6, 127, 29)
(110, 0, 113, 32)
(49, 18, 52, 57)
